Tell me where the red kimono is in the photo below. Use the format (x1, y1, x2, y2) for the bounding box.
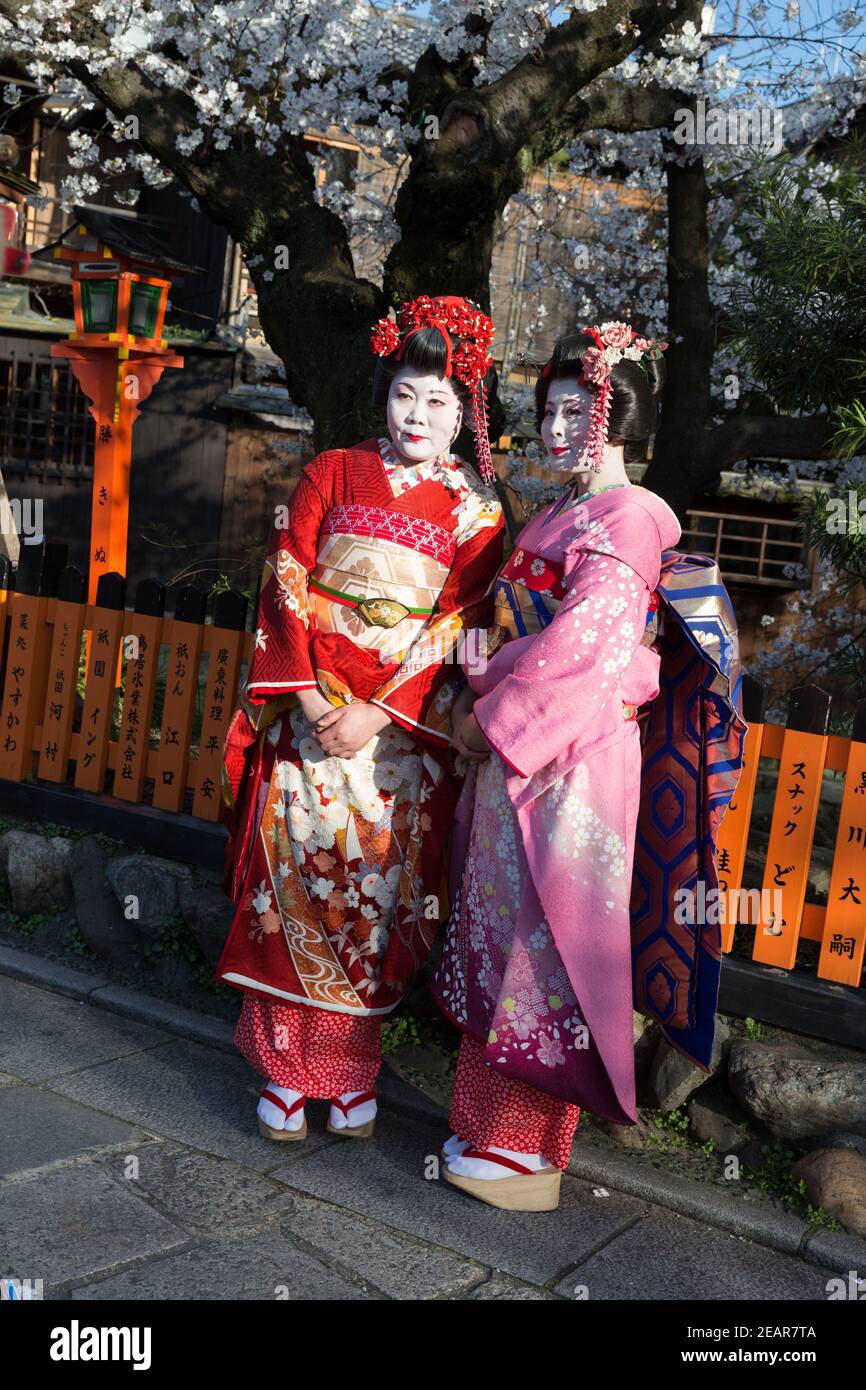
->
(216, 436, 505, 1019)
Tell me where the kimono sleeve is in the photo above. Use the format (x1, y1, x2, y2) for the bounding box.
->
(243, 452, 333, 703)
(368, 511, 505, 747)
(473, 530, 660, 779)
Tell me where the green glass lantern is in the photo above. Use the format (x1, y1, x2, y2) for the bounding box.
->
(79, 278, 118, 334)
(128, 280, 162, 338)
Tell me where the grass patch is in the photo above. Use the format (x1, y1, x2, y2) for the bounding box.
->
(743, 1140, 841, 1230)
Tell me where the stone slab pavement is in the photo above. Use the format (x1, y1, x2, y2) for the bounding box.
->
(0, 971, 859, 1302)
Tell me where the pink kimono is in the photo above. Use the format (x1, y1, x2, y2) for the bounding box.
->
(432, 484, 682, 1131)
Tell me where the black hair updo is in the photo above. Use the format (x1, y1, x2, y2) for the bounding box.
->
(372, 323, 499, 477)
(534, 330, 665, 466)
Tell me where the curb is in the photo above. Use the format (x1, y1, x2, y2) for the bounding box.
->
(2, 942, 865, 1279)
(565, 1148, 866, 1279)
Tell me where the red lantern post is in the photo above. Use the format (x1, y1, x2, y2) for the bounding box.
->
(48, 217, 186, 603)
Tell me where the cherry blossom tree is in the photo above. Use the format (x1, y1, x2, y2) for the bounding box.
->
(0, 0, 703, 452)
(0, 0, 864, 519)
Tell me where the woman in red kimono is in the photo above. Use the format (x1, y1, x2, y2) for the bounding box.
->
(217, 295, 505, 1143)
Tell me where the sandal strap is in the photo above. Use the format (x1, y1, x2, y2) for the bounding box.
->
(260, 1088, 305, 1120)
(331, 1089, 377, 1118)
(460, 1148, 536, 1175)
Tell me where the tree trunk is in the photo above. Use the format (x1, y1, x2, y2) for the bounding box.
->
(642, 146, 714, 517)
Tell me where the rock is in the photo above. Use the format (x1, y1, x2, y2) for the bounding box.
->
(48, 836, 75, 866)
(68, 837, 143, 968)
(688, 1074, 751, 1153)
(648, 1018, 730, 1112)
(28, 908, 77, 951)
(178, 883, 235, 967)
(792, 1148, 866, 1237)
(0, 830, 73, 917)
(727, 1041, 866, 1143)
(820, 1130, 866, 1161)
(595, 1114, 656, 1149)
(105, 855, 194, 934)
(634, 1018, 661, 1105)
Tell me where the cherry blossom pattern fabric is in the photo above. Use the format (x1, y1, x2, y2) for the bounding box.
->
(433, 486, 682, 1124)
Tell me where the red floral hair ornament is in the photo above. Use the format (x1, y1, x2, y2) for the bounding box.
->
(369, 294, 497, 484)
(564, 320, 668, 473)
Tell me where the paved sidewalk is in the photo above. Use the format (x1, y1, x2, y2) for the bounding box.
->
(0, 971, 859, 1301)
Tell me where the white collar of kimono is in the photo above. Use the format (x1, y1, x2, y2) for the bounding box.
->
(378, 435, 467, 498)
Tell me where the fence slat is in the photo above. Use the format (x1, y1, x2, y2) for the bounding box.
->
(37, 566, 87, 783)
(752, 685, 831, 970)
(152, 587, 205, 813)
(191, 588, 248, 821)
(718, 674, 767, 952)
(73, 572, 127, 793)
(817, 698, 866, 986)
(0, 543, 64, 783)
(113, 578, 166, 803)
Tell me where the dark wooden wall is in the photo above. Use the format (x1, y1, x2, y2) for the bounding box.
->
(0, 330, 237, 594)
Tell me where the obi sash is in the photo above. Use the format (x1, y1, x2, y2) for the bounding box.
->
(492, 544, 659, 649)
(309, 502, 456, 659)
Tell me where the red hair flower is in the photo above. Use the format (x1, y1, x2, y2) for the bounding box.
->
(369, 317, 401, 357)
(370, 293, 494, 389)
(368, 293, 498, 484)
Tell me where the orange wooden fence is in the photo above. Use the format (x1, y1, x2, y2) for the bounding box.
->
(0, 544, 861, 998)
(0, 544, 250, 823)
(716, 678, 866, 992)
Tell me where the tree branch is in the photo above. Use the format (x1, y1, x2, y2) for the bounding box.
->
(562, 79, 696, 139)
(0, 0, 392, 443)
(483, 0, 703, 162)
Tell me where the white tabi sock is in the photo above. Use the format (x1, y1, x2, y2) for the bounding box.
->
(445, 1145, 553, 1180)
(329, 1090, 377, 1130)
(257, 1082, 305, 1132)
(442, 1133, 470, 1158)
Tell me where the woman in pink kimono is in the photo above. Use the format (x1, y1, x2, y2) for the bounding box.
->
(432, 321, 681, 1209)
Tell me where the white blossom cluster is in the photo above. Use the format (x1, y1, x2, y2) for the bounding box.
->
(3, 0, 862, 257)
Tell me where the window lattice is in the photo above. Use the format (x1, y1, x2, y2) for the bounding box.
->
(0, 351, 94, 481)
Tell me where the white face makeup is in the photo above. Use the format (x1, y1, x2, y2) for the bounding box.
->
(386, 366, 463, 465)
(540, 376, 594, 472)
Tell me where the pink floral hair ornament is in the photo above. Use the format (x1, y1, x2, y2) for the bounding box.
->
(573, 320, 668, 473)
(369, 294, 497, 484)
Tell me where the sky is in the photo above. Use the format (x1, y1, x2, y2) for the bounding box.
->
(394, 0, 866, 99)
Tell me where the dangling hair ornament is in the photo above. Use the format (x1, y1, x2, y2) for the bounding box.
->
(515, 350, 543, 387)
(576, 321, 667, 473)
(369, 294, 497, 484)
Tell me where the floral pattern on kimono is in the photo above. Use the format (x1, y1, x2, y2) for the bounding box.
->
(217, 438, 505, 1013)
(432, 485, 684, 1121)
